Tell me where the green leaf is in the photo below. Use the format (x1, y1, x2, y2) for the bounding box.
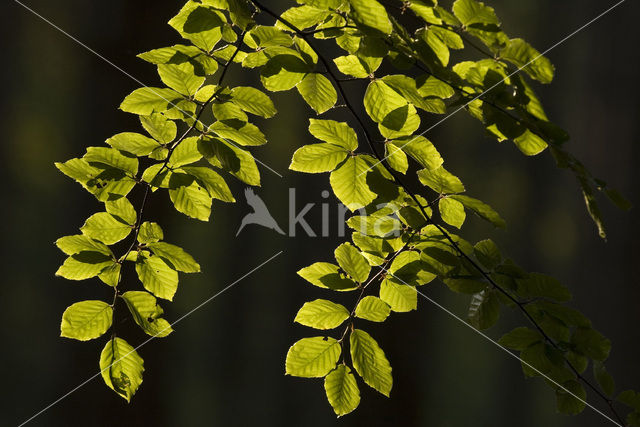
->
(516, 273, 571, 302)
(225, 0, 253, 29)
(330, 156, 378, 211)
(168, 3, 225, 51)
(432, 26, 464, 49)
(451, 195, 506, 228)
(473, 239, 501, 269)
(468, 289, 500, 330)
(390, 136, 443, 170)
(55, 158, 136, 202)
(289, 143, 348, 173)
(325, 365, 361, 416)
(182, 166, 235, 202)
(498, 327, 542, 350)
(142, 164, 172, 189)
(439, 197, 466, 228)
(277, 6, 330, 31)
(122, 291, 173, 338)
(136, 253, 179, 301)
(142, 44, 219, 75)
(347, 214, 402, 238)
(500, 38, 554, 84)
(556, 380, 586, 415)
(452, 0, 500, 27)
(618, 390, 640, 411)
(60, 300, 113, 341)
(105, 198, 137, 226)
(421, 28, 450, 66)
(350, 329, 393, 396)
(84, 147, 138, 176)
(443, 277, 487, 294)
(213, 101, 249, 122)
(297, 262, 359, 291)
(81, 212, 132, 245)
(297, 73, 338, 114)
(380, 276, 417, 312)
(211, 121, 267, 146)
(168, 174, 213, 221)
(593, 361, 615, 397)
(352, 232, 395, 265)
(513, 129, 548, 156)
(99, 337, 144, 402)
(106, 132, 161, 157)
(297, 0, 342, 9)
(308, 119, 359, 151)
(138, 222, 164, 244)
(418, 166, 465, 194)
(385, 142, 408, 174)
(120, 87, 183, 116)
(355, 296, 391, 322)
(140, 114, 176, 145)
(260, 52, 309, 92)
(147, 242, 200, 273)
(199, 137, 261, 186)
(294, 299, 350, 330)
(349, 0, 393, 35)
(571, 327, 611, 361)
(364, 80, 408, 124)
(333, 55, 371, 78)
(390, 251, 430, 284)
(417, 75, 455, 99)
(168, 137, 202, 168)
(158, 62, 205, 96)
(382, 75, 445, 113)
(532, 301, 591, 328)
(246, 25, 294, 48)
(285, 337, 341, 377)
(55, 252, 114, 281)
(334, 243, 371, 282)
(230, 86, 277, 118)
(98, 263, 121, 287)
(56, 235, 111, 257)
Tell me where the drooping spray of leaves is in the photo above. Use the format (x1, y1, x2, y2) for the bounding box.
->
(55, 0, 634, 424)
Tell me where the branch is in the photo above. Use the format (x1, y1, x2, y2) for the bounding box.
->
(109, 29, 248, 338)
(250, 3, 625, 424)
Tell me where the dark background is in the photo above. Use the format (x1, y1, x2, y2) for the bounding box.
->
(1, 0, 638, 426)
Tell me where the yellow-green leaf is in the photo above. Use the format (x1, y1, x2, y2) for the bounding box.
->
(99, 337, 144, 402)
(285, 336, 341, 377)
(60, 300, 113, 341)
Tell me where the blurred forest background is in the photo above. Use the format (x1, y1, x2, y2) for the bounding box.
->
(1, 0, 638, 426)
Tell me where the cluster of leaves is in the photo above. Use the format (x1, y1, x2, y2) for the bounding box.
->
(55, 0, 273, 401)
(55, 0, 636, 424)
(266, 0, 634, 422)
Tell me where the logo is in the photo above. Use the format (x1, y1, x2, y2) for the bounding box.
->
(236, 188, 285, 236)
(235, 188, 399, 238)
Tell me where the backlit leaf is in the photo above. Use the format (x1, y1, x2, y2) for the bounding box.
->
(122, 291, 173, 338)
(325, 365, 361, 416)
(99, 337, 144, 402)
(294, 299, 350, 330)
(355, 296, 391, 322)
(60, 300, 113, 341)
(350, 329, 392, 396)
(286, 337, 341, 377)
(136, 253, 179, 301)
(297, 73, 338, 114)
(334, 243, 371, 283)
(289, 143, 348, 173)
